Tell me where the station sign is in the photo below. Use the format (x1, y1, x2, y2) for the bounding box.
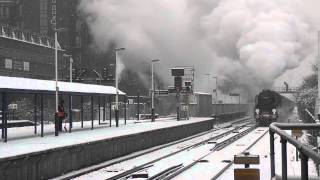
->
(155, 90, 169, 95)
(181, 105, 189, 111)
(234, 168, 260, 180)
(128, 99, 134, 104)
(8, 104, 17, 110)
(234, 154, 260, 165)
(171, 68, 184, 76)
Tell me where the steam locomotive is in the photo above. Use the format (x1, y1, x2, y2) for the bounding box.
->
(254, 90, 281, 126)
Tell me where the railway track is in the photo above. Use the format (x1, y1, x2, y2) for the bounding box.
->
(153, 126, 258, 180)
(70, 117, 253, 180)
(104, 125, 253, 179)
(210, 128, 269, 180)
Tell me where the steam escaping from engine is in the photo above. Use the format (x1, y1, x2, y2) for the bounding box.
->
(79, 0, 319, 99)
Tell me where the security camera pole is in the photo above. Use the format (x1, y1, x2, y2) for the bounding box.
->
(151, 59, 160, 122)
(114, 47, 125, 127)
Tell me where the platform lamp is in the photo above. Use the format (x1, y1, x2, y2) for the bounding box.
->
(151, 59, 160, 122)
(114, 47, 126, 127)
(54, 27, 65, 136)
(317, 31, 320, 121)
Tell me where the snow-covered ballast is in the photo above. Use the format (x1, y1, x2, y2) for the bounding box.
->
(0, 76, 126, 142)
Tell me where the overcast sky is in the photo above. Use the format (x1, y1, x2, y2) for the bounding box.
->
(79, 0, 320, 98)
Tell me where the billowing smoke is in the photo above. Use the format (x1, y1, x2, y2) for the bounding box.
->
(79, 0, 319, 100)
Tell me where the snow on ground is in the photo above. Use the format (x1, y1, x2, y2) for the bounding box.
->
(218, 109, 318, 180)
(74, 126, 236, 180)
(172, 127, 269, 180)
(3, 117, 176, 140)
(0, 117, 212, 159)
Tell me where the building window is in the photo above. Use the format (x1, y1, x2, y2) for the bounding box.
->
(5, 58, 12, 69)
(23, 62, 30, 71)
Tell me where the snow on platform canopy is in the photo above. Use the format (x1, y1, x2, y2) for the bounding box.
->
(194, 92, 211, 95)
(0, 76, 126, 95)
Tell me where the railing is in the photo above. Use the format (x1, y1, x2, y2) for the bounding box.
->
(0, 23, 62, 50)
(273, 87, 299, 93)
(269, 123, 320, 180)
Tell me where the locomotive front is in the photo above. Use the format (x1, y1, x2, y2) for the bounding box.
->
(254, 90, 281, 126)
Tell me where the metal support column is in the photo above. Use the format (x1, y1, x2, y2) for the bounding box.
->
(1, 93, 3, 139)
(300, 152, 309, 180)
(98, 96, 101, 125)
(68, 95, 72, 133)
(2, 92, 7, 142)
(125, 96, 127, 125)
(137, 92, 140, 121)
(115, 109, 119, 127)
(34, 94, 37, 134)
(81, 96, 83, 128)
(109, 96, 112, 126)
(40, 94, 44, 137)
(281, 138, 288, 180)
(91, 96, 94, 130)
(103, 96, 106, 122)
(270, 131, 275, 178)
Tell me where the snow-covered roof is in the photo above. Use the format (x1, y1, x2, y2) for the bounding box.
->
(0, 76, 125, 95)
(194, 92, 211, 95)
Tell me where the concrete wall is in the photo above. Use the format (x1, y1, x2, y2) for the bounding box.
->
(0, 119, 214, 180)
(212, 103, 254, 115)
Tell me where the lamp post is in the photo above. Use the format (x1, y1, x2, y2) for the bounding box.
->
(114, 47, 125, 127)
(212, 76, 218, 103)
(212, 76, 218, 117)
(317, 31, 320, 120)
(54, 28, 65, 136)
(151, 59, 160, 122)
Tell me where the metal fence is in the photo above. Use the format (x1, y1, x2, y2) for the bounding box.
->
(269, 123, 320, 180)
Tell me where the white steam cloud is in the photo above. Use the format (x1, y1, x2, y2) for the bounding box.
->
(79, 0, 319, 98)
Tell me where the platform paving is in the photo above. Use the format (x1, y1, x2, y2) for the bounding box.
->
(0, 117, 211, 159)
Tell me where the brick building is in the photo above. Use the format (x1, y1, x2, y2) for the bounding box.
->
(0, 24, 64, 80)
(0, 0, 116, 84)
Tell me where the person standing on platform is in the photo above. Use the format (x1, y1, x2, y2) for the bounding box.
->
(58, 100, 66, 131)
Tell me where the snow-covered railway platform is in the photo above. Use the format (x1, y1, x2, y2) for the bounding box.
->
(0, 117, 216, 180)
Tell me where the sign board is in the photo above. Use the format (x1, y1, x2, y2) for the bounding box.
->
(171, 68, 184, 76)
(8, 104, 18, 110)
(155, 90, 169, 95)
(234, 154, 260, 165)
(181, 105, 189, 111)
(234, 168, 260, 180)
(292, 129, 303, 137)
(128, 99, 134, 104)
(230, 93, 240, 96)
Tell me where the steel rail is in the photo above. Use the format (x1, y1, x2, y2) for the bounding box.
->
(147, 164, 183, 180)
(104, 120, 253, 180)
(162, 125, 259, 180)
(211, 128, 269, 180)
